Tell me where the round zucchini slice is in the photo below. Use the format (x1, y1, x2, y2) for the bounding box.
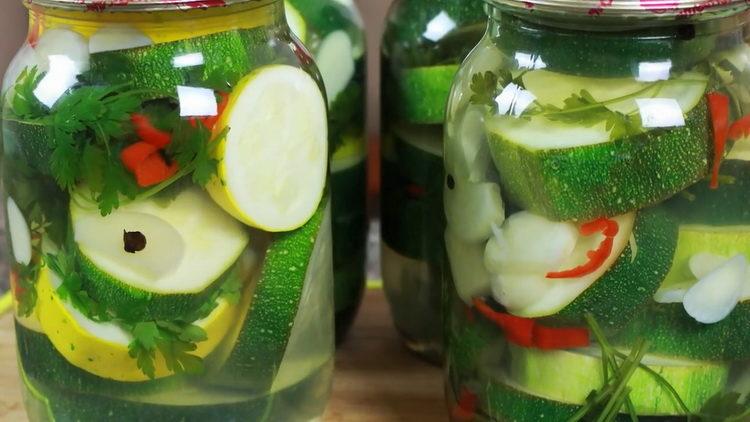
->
(71, 186, 249, 320)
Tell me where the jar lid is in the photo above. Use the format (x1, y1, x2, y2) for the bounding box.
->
(489, 0, 749, 21)
(26, 0, 258, 12)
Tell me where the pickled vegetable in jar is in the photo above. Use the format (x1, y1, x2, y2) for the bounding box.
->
(443, 0, 750, 420)
(2, 1, 333, 420)
(285, 0, 367, 343)
(381, 0, 486, 363)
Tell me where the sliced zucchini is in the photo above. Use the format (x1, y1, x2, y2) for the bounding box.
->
(485, 207, 677, 330)
(16, 322, 177, 396)
(394, 65, 460, 124)
(36, 267, 237, 382)
(381, 124, 445, 261)
(509, 344, 729, 415)
(478, 374, 675, 421)
(208, 200, 329, 391)
(314, 30, 356, 104)
(72, 187, 249, 320)
(207, 65, 328, 232)
(88, 30, 251, 95)
(616, 223, 750, 360)
(487, 76, 710, 221)
(497, 13, 714, 77)
(666, 160, 750, 225)
(614, 301, 750, 361)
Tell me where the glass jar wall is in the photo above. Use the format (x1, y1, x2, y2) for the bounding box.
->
(381, 0, 486, 363)
(444, 1, 750, 420)
(285, 0, 367, 343)
(2, 1, 333, 420)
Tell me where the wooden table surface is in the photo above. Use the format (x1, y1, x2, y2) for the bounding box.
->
(0, 289, 447, 422)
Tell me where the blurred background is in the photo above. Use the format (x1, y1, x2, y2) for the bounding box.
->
(0, 0, 396, 292)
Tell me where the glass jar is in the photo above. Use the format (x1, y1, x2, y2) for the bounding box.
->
(444, 0, 750, 420)
(381, 0, 486, 363)
(285, 0, 367, 343)
(2, 1, 333, 420)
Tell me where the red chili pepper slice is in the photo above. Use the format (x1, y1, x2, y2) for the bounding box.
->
(121, 142, 158, 173)
(451, 387, 478, 422)
(472, 298, 590, 350)
(473, 298, 535, 347)
(728, 114, 750, 141)
(533, 325, 590, 350)
(546, 218, 619, 279)
(134, 154, 178, 188)
(707, 92, 731, 190)
(131, 114, 172, 149)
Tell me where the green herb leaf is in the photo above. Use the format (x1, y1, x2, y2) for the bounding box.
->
(9, 67, 47, 119)
(168, 121, 221, 187)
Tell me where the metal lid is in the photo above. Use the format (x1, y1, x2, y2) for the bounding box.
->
(488, 0, 750, 21)
(26, 0, 260, 12)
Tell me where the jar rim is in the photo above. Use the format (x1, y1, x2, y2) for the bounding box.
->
(486, 0, 750, 22)
(25, 0, 268, 12)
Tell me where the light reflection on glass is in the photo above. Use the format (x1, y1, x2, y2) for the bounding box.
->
(423, 11, 456, 42)
(514, 52, 547, 70)
(635, 98, 685, 128)
(177, 86, 218, 117)
(33, 55, 80, 108)
(495, 83, 537, 117)
(173, 52, 205, 69)
(637, 60, 672, 82)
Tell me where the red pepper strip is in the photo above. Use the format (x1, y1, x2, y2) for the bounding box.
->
(134, 153, 178, 188)
(472, 298, 590, 349)
(547, 217, 619, 279)
(533, 325, 590, 350)
(131, 114, 172, 149)
(189, 92, 230, 131)
(473, 298, 535, 347)
(728, 114, 750, 141)
(707, 92, 731, 190)
(451, 387, 478, 422)
(10, 270, 24, 300)
(121, 142, 158, 173)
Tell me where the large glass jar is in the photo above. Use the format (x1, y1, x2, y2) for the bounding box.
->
(2, 1, 333, 420)
(444, 0, 750, 420)
(381, 0, 486, 363)
(285, 0, 367, 343)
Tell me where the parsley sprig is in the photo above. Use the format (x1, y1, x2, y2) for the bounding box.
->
(468, 70, 658, 141)
(5, 67, 225, 216)
(42, 235, 242, 379)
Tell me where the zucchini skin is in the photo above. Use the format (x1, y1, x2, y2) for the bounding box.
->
(666, 159, 750, 225)
(15, 322, 171, 396)
(209, 202, 326, 390)
(381, 128, 445, 262)
(612, 302, 750, 361)
(474, 378, 683, 422)
(540, 206, 679, 330)
(393, 65, 460, 125)
(78, 253, 231, 321)
(488, 103, 710, 222)
(497, 14, 714, 78)
(88, 30, 255, 95)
